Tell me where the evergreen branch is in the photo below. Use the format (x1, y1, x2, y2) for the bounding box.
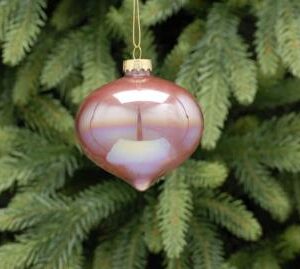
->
(234, 159, 292, 221)
(228, 250, 254, 269)
(257, 64, 285, 89)
(175, 43, 201, 94)
(177, 38, 231, 149)
(93, 241, 114, 269)
(252, 250, 280, 269)
(0, 98, 15, 126)
(20, 95, 75, 144)
(219, 114, 300, 173)
(0, 240, 83, 269)
(71, 23, 116, 104)
(0, 68, 16, 125)
(181, 160, 228, 189)
(51, 0, 87, 31)
(72, 180, 138, 220)
(0, 126, 41, 156)
(0, 181, 137, 269)
(142, 0, 188, 26)
(226, 0, 254, 7)
(3, 0, 47, 65)
(253, 113, 300, 173)
(142, 203, 163, 253)
(166, 253, 190, 269)
(223, 116, 260, 136)
(0, 241, 38, 269)
(276, 225, 300, 261)
(0, 0, 19, 40)
(292, 176, 300, 216)
(57, 70, 83, 104)
(33, 244, 84, 269)
(276, 0, 300, 77)
(0, 140, 79, 193)
(224, 29, 257, 105)
(196, 65, 230, 150)
(112, 218, 147, 269)
(0, 127, 19, 155)
(27, 171, 66, 194)
(162, 20, 203, 80)
(221, 263, 237, 269)
(61, 247, 83, 269)
(191, 219, 224, 269)
(0, 193, 69, 231)
(229, 225, 300, 268)
(158, 172, 193, 258)
(177, 3, 256, 149)
(41, 28, 85, 88)
(254, 79, 300, 108)
(105, 5, 125, 39)
(196, 191, 262, 241)
(0, 158, 19, 193)
(13, 33, 55, 106)
(23, 144, 79, 180)
(255, 0, 280, 76)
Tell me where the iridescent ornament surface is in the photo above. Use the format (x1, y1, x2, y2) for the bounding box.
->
(76, 60, 204, 191)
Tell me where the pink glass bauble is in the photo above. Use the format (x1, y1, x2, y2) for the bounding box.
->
(76, 65, 204, 191)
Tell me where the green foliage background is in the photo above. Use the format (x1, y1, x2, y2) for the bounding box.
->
(0, 0, 300, 268)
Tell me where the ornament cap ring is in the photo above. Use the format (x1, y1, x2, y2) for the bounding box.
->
(123, 59, 152, 73)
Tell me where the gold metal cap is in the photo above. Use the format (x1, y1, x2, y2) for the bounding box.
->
(123, 59, 152, 72)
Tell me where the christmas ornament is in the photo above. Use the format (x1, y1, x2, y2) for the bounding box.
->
(75, 0, 204, 191)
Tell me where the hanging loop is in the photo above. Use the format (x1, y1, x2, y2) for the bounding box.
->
(133, 47, 142, 59)
(132, 0, 142, 59)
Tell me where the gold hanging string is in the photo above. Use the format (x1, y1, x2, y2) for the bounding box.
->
(132, 0, 142, 59)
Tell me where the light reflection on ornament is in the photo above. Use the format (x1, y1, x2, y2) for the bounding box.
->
(75, 62, 204, 191)
(113, 89, 169, 103)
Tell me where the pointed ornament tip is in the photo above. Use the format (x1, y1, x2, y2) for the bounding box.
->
(132, 178, 153, 192)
